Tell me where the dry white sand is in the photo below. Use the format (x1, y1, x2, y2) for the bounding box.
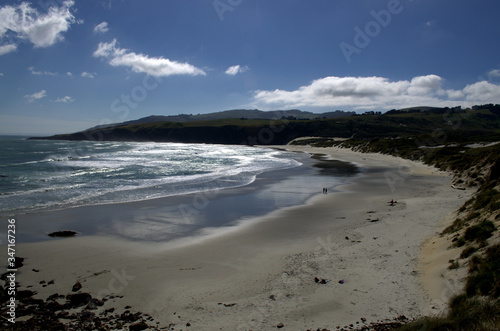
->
(13, 146, 471, 330)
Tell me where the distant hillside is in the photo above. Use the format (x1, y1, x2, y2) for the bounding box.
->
(89, 109, 355, 130)
(30, 105, 500, 145)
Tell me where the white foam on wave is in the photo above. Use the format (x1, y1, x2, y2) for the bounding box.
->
(0, 141, 301, 215)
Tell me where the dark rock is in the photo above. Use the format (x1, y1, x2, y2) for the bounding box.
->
(86, 300, 98, 310)
(67, 293, 92, 308)
(17, 290, 36, 299)
(121, 312, 140, 323)
(86, 298, 104, 310)
(48, 230, 77, 238)
(129, 321, 149, 331)
(32, 268, 40, 272)
(47, 293, 64, 301)
(72, 281, 82, 292)
(46, 300, 64, 311)
(79, 311, 95, 322)
(277, 322, 284, 328)
(104, 307, 115, 314)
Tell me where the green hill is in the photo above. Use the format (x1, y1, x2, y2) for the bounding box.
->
(31, 105, 500, 146)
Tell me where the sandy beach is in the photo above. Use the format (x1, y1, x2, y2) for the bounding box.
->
(9, 145, 471, 330)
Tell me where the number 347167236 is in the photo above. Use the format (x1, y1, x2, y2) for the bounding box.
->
(7, 219, 16, 269)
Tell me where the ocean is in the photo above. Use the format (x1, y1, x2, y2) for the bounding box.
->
(1, 136, 361, 243)
(0, 136, 301, 217)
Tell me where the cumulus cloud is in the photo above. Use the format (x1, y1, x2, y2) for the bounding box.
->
(93, 21, 109, 34)
(253, 75, 500, 110)
(462, 81, 500, 102)
(225, 65, 249, 76)
(54, 96, 74, 103)
(81, 71, 95, 78)
(29, 66, 57, 76)
(24, 90, 47, 103)
(0, 1, 76, 52)
(488, 69, 500, 78)
(0, 44, 17, 55)
(93, 39, 206, 77)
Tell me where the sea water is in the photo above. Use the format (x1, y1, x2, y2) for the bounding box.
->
(0, 136, 301, 217)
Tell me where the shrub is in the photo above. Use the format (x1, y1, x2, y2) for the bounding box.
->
(464, 221, 496, 243)
(442, 218, 464, 234)
(454, 237, 466, 247)
(465, 244, 500, 298)
(399, 295, 500, 330)
(461, 245, 478, 259)
(449, 259, 460, 270)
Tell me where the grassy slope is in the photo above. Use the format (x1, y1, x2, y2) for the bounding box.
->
(38, 108, 500, 145)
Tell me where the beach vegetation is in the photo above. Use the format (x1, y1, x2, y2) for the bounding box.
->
(463, 221, 496, 243)
(455, 237, 467, 247)
(465, 244, 500, 298)
(448, 259, 460, 270)
(460, 245, 478, 259)
(399, 294, 500, 331)
(442, 218, 467, 235)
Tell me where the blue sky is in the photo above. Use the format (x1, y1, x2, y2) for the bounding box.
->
(1, 0, 500, 135)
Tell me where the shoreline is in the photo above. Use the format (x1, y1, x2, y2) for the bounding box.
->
(8, 150, 358, 244)
(6, 145, 470, 329)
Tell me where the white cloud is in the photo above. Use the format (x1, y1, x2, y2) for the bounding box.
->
(0, 1, 75, 52)
(253, 75, 500, 110)
(93, 21, 109, 34)
(0, 73, 4, 76)
(81, 71, 96, 78)
(66, 72, 73, 77)
(0, 44, 17, 55)
(93, 39, 206, 77)
(407, 75, 442, 96)
(24, 90, 47, 103)
(225, 65, 249, 76)
(29, 66, 57, 76)
(462, 81, 500, 102)
(488, 69, 500, 78)
(54, 96, 74, 103)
